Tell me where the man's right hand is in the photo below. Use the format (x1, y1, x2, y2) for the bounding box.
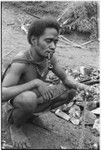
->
(36, 80, 54, 102)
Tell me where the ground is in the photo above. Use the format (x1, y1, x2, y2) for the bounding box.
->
(2, 2, 99, 149)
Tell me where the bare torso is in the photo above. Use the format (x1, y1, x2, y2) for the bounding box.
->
(20, 60, 49, 83)
(11, 50, 52, 84)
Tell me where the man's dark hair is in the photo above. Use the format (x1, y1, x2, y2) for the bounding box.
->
(27, 16, 60, 45)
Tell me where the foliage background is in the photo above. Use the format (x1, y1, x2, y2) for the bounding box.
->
(5, 1, 99, 40)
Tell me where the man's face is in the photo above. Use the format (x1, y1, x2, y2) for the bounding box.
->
(34, 28, 59, 59)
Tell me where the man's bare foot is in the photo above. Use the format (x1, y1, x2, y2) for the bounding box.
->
(10, 124, 31, 149)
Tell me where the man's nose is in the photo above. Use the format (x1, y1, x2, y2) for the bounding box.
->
(50, 42, 56, 50)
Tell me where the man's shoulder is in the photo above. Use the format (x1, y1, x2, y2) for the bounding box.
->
(11, 51, 29, 70)
(11, 59, 27, 71)
(11, 50, 30, 65)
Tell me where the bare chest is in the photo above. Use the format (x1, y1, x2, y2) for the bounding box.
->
(22, 62, 49, 82)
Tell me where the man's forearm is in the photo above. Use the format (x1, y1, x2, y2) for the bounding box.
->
(63, 74, 89, 91)
(2, 79, 42, 102)
(63, 76, 83, 90)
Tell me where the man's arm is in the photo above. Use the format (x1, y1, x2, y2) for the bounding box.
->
(2, 63, 43, 102)
(51, 57, 89, 90)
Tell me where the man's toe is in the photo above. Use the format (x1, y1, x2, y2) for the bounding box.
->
(26, 140, 31, 148)
(18, 142, 23, 149)
(22, 143, 26, 149)
(14, 141, 18, 148)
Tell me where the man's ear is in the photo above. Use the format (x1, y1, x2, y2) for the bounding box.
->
(30, 36, 37, 45)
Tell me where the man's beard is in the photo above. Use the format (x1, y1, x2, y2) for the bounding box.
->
(35, 40, 54, 59)
(35, 40, 48, 59)
(35, 47, 47, 59)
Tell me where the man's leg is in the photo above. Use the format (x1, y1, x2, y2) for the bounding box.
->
(35, 89, 76, 113)
(9, 91, 39, 149)
(9, 88, 76, 148)
(50, 89, 76, 110)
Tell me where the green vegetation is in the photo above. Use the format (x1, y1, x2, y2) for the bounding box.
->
(7, 1, 99, 39)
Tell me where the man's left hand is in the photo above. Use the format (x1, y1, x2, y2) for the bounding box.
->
(77, 83, 93, 93)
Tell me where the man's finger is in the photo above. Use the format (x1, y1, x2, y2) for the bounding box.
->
(14, 141, 18, 148)
(44, 92, 48, 101)
(49, 90, 54, 98)
(18, 142, 23, 149)
(22, 142, 27, 149)
(46, 91, 51, 101)
(25, 140, 31, 148)
(43, 93, 48, 102)
(12, 140, 15, 147)
(47, 89, 53, 99)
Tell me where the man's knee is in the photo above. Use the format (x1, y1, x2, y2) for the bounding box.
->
(13, 91, 38, 112)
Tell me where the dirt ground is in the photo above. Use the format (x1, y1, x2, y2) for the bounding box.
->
(2, 2, 100, 149)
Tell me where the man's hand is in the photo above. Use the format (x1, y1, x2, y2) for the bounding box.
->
(37, 81, 54, 102)
(77, 83, 92, 93)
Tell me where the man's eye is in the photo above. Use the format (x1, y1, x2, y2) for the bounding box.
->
(54, 40, 58, 44)
(46, 39, 51, 43)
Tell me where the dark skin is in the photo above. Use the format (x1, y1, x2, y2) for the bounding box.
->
(2, 28, 90, 102)
(2, 28, 91, 148)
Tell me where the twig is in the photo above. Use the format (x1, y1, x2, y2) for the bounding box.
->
(22, 10, 40, 19)
(3, 50, 14, 58)
(21, 24, 28, 34)
(79, 78, 91, 83)
(59, 36, 81, 48)
(80, 40, 94, 46)
(59, 37, 70, 45)
(62, 18, 70, 25)
(59, 35, 83, 48)
(57, 43, 67, 48)
(83, 80, 100, 85)
(7, 23, 15, 26)
(57, 7, 69, 22)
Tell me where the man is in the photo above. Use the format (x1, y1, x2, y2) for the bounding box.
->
(2, 16, 91, 148)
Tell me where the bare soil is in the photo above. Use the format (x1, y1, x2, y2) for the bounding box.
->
(2, 2, 100, 149)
